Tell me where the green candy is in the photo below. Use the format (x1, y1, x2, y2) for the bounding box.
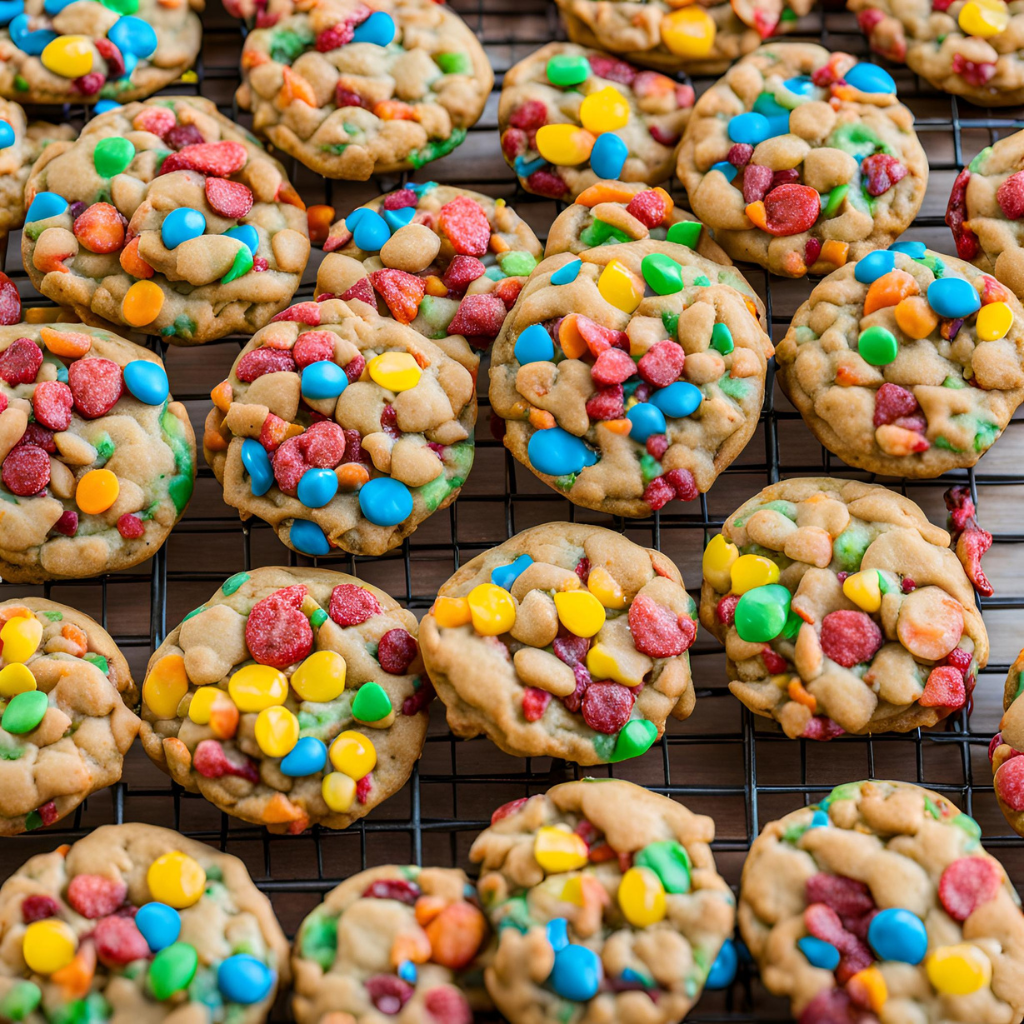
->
(857, 325, 898, 365)
(968, 146, 992, 173)
(222, 244, 254, 284)
(310, 608, 328, 629)
(608, 719, 658, 762)
(710, 322, 734, 354)
(435, 51, 472, 75)
(641, 254, 683, 295)
(580, 218, 631, 247)
(833, 525, 871, 571)
(951, 812, 982, 844)
(974, 419, 999, 452)
(411, 295, 459, 339)
(546, 53, 590, 87)
(693, 274, 710, 287)
(299, 913, 338, 970)
(498, 250, 537, 277)
(780, 608, 803, 640)
(93, 137, 136, 178)
(41, 611, 62, 622)
(734, 584, 791, 643)
(101, 0, 138, 12)
(352, 682, 393, 723)
(222, 572, 249, 595)
(2, 690, 48, 734)
(183, 605, 205, 622)
(640, 452, 661, 484)
(95, 434, 115, 462)
(149, 942, 199, 1000)
(666, 220, 702, 248)
(661, 310, 680, 336)
(635, 840, 691, 893)
(942, 374, 966, 389)
(825, 781, 862, 807)
(0, 981, 41, 1021)
(84, 653, 108, 674)
(718, 374, 751, 401)
(822, 184, 848, 218)
(409, 126, 466, 169)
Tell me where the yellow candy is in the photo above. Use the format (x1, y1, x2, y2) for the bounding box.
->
(41, 35, 92, 79)
(849, 966, 887, 1013)
(147, 851, 206, 909)
(467, 583, 517, 635)
(579, 86, 630, 134)
(228, 664, 288, 713)
(434, 596, 472, 628)
(535, 123, 596, 166)
(587, 566, 626, 609)
(290, 650, 347, 703)
(618, 866, 666, 927)
(553, 590, 606, 638)
(187, 685, 225, 725)
(926, 943, 992, 996)
(598, 259, 643, 314)
(729, 553, 779, 595)
(254, 705, 300, 758)
(533, 825, 589, 873)
(958, 0, 1009, 37)
(703, 534, 739, 593)
(587, 644, 644, 687)
(23, 919, 77, 975)
(76, 469, 119, 514)
(977, 300, 1013, 341)
(368, 351, 422, 392)
(660, 6, 716, 57)
(0, 616, 42, 663)
(322, 771, 356, 812)
(0, 662, 36, 697)
(560, 876, 585, 906)
(329, 729, 376, 779)
(143, 654, 189, 719)
(122, 280, 164, 327)
(842, 569, 881, 613)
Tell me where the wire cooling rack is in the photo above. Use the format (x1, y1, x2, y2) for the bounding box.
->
(2, 0, 1024, 1020)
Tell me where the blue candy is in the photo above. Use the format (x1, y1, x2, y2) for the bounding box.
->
(546, 918, 569, 952)
(0, 121, 12, 150)
(514, 323, 554, 365)
(161, 207, 206, 250)
(783, 75, 815, 95)
(889, 240, 926, 258)
(0, 0, 23, 26)
(43, 0, 73, 13)
(297, 467, 338, 508)
(650, 381, 702, 418)
(798, 936, 840, 971)
(290, 519, 330, 555)
(928, 276, 979, 318)
(527, 427, 597, 477)
(109, 15, 157, 57)
(382, 206, 415, 232)
(280, 736, 327, 777)
(753, 92, 789, 119)
(766, 114, 791, 137)
(491, 554, 533, 590)
(136, 903, 181, 953)
(352, 10, 395, 45)
(551, 259, 581, 286)
(397, 961, 418, 984)
(121, 51, 138, 79)
(359, 477, 413, 527)
(301, 360, 348, 401)
(514, 154, 547, 177)
(10, 14, 55, 54)
(226, 224, 259, 256)
(868, 908, 928, 965)
(705, 939, 738, 990)
(711, 161, 737, 182)
(549, 944, 602, 1001)
(25, 191, 68, 222)
(345, 207, 371, 230)
(627, 402, 666, 442)
(409, 181, 437, 195)
(123, 360, 169, 405)
(807, 809, 830, 830)
(844, 63, 896, 95)
(241, 438, 274, 496)
(590, 132, 628, 180)
(217, 955, 275, 1005)
(351, 209, 390, 252)
(93, 99, 122, 114)
(728, 112, 772, 146)
(853, 249, 895, 283)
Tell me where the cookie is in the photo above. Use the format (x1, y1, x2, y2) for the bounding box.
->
(222, 0, 292, 26)
(698, 478, 989, 740)
(471, 779, 735, 1023)
(236, 0, 492, 180)
(204, 278, 477, 558)
(554, 0, 814, 75)
(0, 598, 137, 836)
(675, 44, 928, 278)
(419, 523, 698, 764)
(991, 650, 1024, 837)
(293, 865, 489, 1023)
(489, 241, 772, 516)
(739, 779, 1024, 1023)
(851, 0, 1024, 106)
(0, 0, 202, 104)
(139, 567, 432, 834)
(776, 245, 1024, 477)
(322, 183, 543, 351)
(0, 822, 289, 1021)
(22, 96, 311, 345)
(499, 42, 694, 202)
(0, 323, 194, 584)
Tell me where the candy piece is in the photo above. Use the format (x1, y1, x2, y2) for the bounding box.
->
(536, 123, 595, 166)
(2, 689, 46, 733)
(938, 857, 1001, 921)
(734, 584, 791, 643)
(581, 679, 634, 732)
(547, 53, 590, 86)
(108, 15, 156, 56)
(867, 908, 927, 964)
(135, 903, 182, 955)
(858, 324, 899, 365)
(281, 736, 328, 777)
(368, 351, 421, 392)
(227, 662, 288, 714)
(976, 300, 1012, 341)
(873, 382, 920, 426)
(26, 192, 69, 222)
(0, 615, 42, 663)
(122, 280, 164, 326)
(149, 942, 198, 1000)
(241, 439, 274, 495)
(467, 583, 516, 635)
(433, 596, 472, 628)
(73, 203, 124, 254)
(160, 141, 247, 177)
(226, 224, 260, 256)
(352, 210, 390, 251)
(660, 5, 715, 55)
(75, 468, 119, 514)
(730, 553, 779, 594)
(162, 207, 206, 250)
(598, 258, 643, 313)
(553, 590, 606, 638)
(728, 112, 771, 146)
(798, 935, 841, 970)
(550, 941, 603, 1000)
(919, 664, 966, 708)
(329, 730, 376, 779)
(41, 34, 91, 78)
(238, 347, 297, 382)
(628, 593, 696, 657)
(641, 253, 683, 295)
(245, 585, 314, 668)
(330, 584, 381, 627)
(352, 681, 393, 724)
(123, 360, 168, 405)
(93, 137, 135, 178)
(579, 86, 630, 134)
(515, 323, 555, 365)
(703, 534, 739, 592)
(0, 663, 36, 697)
(820, 610, 883, 667)
(206, 178, 254, 221)
(352, 9, 395, 44)
(147, 852, 205, 909)
(842, 569, 881, 612)
(527, 426, 597, 477)
(844, 62, 897, 93)
(67, 875, 126, 919)
(928, 277, 980, 319)
(864, 269, 919, 315)
(378, 628, 418, 674)
(854, 249, 897, 285)
(958, 0, 1009, 36)
(626, 402, 666, 442)
(23, 919, 77, 974)
(590, 133, 628, 179)
(297, 467, 339, 508)
(290, 651, 346, 706)
(650, 380, 702, 419)
(0, 338, 41, 386)
(358, 476, 413, 527)
(438, 196, 490, 256)
(143, 654, 188, 718)
(618, 866, 666, 926)
(534, 826, 588, 872)
(634, 840, 691, 894)
(926, 943, 991, 995)
(68, 357, 123, 418)
(254, 704, 299, 758)
(218, 954, 275, 1005)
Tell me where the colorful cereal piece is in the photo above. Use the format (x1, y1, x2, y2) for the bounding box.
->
(730, 554, 779, 594)
(0, 615, 42, 663)
(123, 360, 169, 405)
(534, 826, 588, 873)
(329, 730, 376, 779)
(147, 851, 206, 909)
(291, 650, 347, 703)
(491, 553, 533, 591)
(75, 469, 119, 514)
(553, 589, 606, 637)
(551, 259, 581, 286)
(228, 664, 288, 712)
(358, 477, 413, 527)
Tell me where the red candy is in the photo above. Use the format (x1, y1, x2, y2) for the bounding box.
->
(116, 514, 145, 540)
(526, 168, 568, 199)
(806, 874, 874, 917)
(805, 237, 822, 266)
(133, 107, 176, 137)
(20, 422, 55, 450)
(995, 755, 1024, 811)
(160, 141, 247, 177)
(522, 686, 551, 721)
(575, 316, 629, 356)
(67, 874, 127, 919)
(717, 593, 740, 625)
(743, 163, 774, 204)
(798, 988, 861, 1024)
(591, 348, 636, 386)
(53, 510, 78, 536)
(382, 189, 417, 211)
(581, 679, 635, 733)
(192, 738, 260, 782)
(665, 468, 698, 501)
(0, 337, 42, 385)
(330, 583, 381, 627)
(952, 53, 996, 86)
(94, 914, 150, 966)
(762, 646, 787, 675)
(862, 153, 907, 197)
(273, 302, 321, 325)
(316, 21, 355, 50)
(819, 610, 883, 668)
(763, 184, 821, 236)
(494, 278, 523, 307)
(0, 272, 20, 326)
(370, 269, 424, 324)
(293, 331, 336, 368)
(586, 384, 625, 421)
(378, 628, 418, 674)
(802, 716, 845, 741)
(245, 584, 313, 668)
(301, 421, 347, 467)
(365, 975, 413, 1014)
(508, 99, 547, 130)
(919, 665, 966, 709)
(205, 178, 254, 220)
(553, 634, 590, 667)
(638, 340, 685, 387)
(401, 678, 435, 716)
(996, 170, 1024, 220)
(32, 381, 73, 431)
(442, 255, 486, 292)
(68, 357, 124, 419)
(165, 124, 205, 150)
(340, 279, 375, 308)
(563, 663, 592, 713)
(938, 857, 1002, 921)
(273, 438, 306, 493)
(490, 797, 527, 824)
(21, 895, 60, 923)
(588, 53, 637, 84)
(642, 476, 675, 511)
(2, 445, 49, 496)
(628, 593, 696, 657)
(448, 294, 506, 340)
(625, 190, 668, 229)
(424, 986, 472, 1024)
(73, 203, 125, 254)
(872, 382, 919, 427)
(574, 557, 590, 583)
(946, 168, 980, 262)
(362, 879, 421, 904)
(646, 434, 669, 459)
(728, 143, 753, 167)
(237, 347, 297, 382)
(438, 196, 490, 256)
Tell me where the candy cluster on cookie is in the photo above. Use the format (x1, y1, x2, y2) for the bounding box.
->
(699, 479, 989, 740)
(676, 44, 927, 277)
(499, 42, 694, 201)
(990, 649, 1024, 837)
(292, 866, 487, 1023)
(323, 183, 543, 350)
(237, 0, 491, 179)
(739, 780, 1024, 1023)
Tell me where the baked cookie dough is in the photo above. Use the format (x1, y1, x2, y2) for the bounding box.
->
(237, 0, 492, 179)
(0, 823, 289, 1022)
(23, 96, 310, 346)
(139, 567, 431, 834)
(0, 598, 137, 836)
(204, 273, 477, 558)
(323, 183, 543, 351)
(851, 0, 1024, 106)
(0, 323, 194, 584)
(420, 523, 698, 765)
(498, 42, 694, 201)
(676, 44, 928, 278)
(991, 649, 1024, 837)
(471, 779, 736, 1023)
(293, 865, 489, 1024)
(699, 478, 989, 740)
(489, 241, 772, 516)
(0, 0, 202, 104)
(739, 780, 1024, 1023)
(776, 245, 1024, 477)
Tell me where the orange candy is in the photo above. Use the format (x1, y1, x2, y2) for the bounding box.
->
(203, 422, 229, 452)
(745, 201, 768, 230)
(374, 99, 416, 120)
(73, 203, 124, 254)
(528, 407, 556, 430)
(261, 792, 305, 824)
(276, 181, 306, 211)
(209, 699, 239, 739)
(819, 239, 849, 267)
(337, 463, 370, 490)
(423, 275, 447, 297)
(490, 233, 510, 254)
(864, 269, 919, 314)
(390, 930, 432, 967)
(211, 379, 232, 412)
(119, 235, 154, 279)
(894, 295, 939, 340)
(307, 204, 335, 246)
(76, 468, 119, 514)
(601, 418, 632, 435)
(415, 895, 446, 926)
(558, 314, 588, 359)
(60, 623, 88, 658)
(280, 66, 316, 106)
(51, 942, 96, 1000)
(788, 677, 817, 711)
(575, 183, 635, 207)
(40, 326, 91, 357)
(425, 903, 487, 969)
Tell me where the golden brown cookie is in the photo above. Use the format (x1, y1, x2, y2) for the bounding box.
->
(991, 649, 1024, 837)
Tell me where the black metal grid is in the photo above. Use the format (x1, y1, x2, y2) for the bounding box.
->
(1, 1, 1023, 1020)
